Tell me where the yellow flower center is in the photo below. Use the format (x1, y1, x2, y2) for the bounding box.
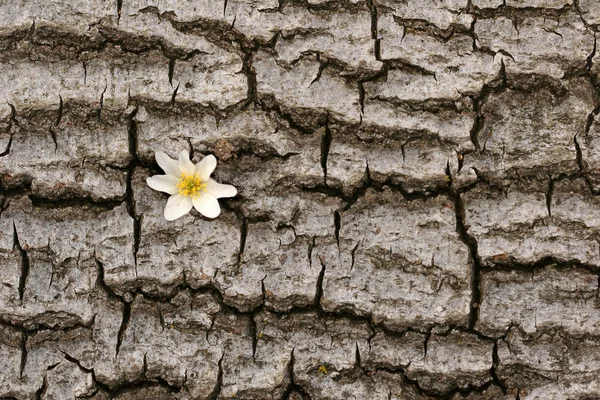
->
(176, 173, 207, 198)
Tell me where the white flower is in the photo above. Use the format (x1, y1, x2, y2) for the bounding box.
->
(146, 150, 237, 221)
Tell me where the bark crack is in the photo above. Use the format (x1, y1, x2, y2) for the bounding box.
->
(13, 223, 30, 303)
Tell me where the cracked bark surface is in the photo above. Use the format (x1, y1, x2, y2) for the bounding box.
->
(1, 0, 600, 399)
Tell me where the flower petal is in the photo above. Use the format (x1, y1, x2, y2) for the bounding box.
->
(147, 175, 179, 194)
(164, 194, 193, 221)
(206, 178, 237, 199)
(178, 150, 196, 176)
(192, 192, 221, 219)
(196, 154, 217, 181)
(155, 151, 180, 177)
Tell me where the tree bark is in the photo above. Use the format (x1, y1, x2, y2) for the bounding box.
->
(1, 0, 600, 399)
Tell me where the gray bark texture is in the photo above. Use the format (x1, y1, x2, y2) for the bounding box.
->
(1, 0, 600, 399)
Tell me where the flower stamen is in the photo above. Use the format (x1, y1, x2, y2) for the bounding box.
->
(176, 172, 207, 198)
